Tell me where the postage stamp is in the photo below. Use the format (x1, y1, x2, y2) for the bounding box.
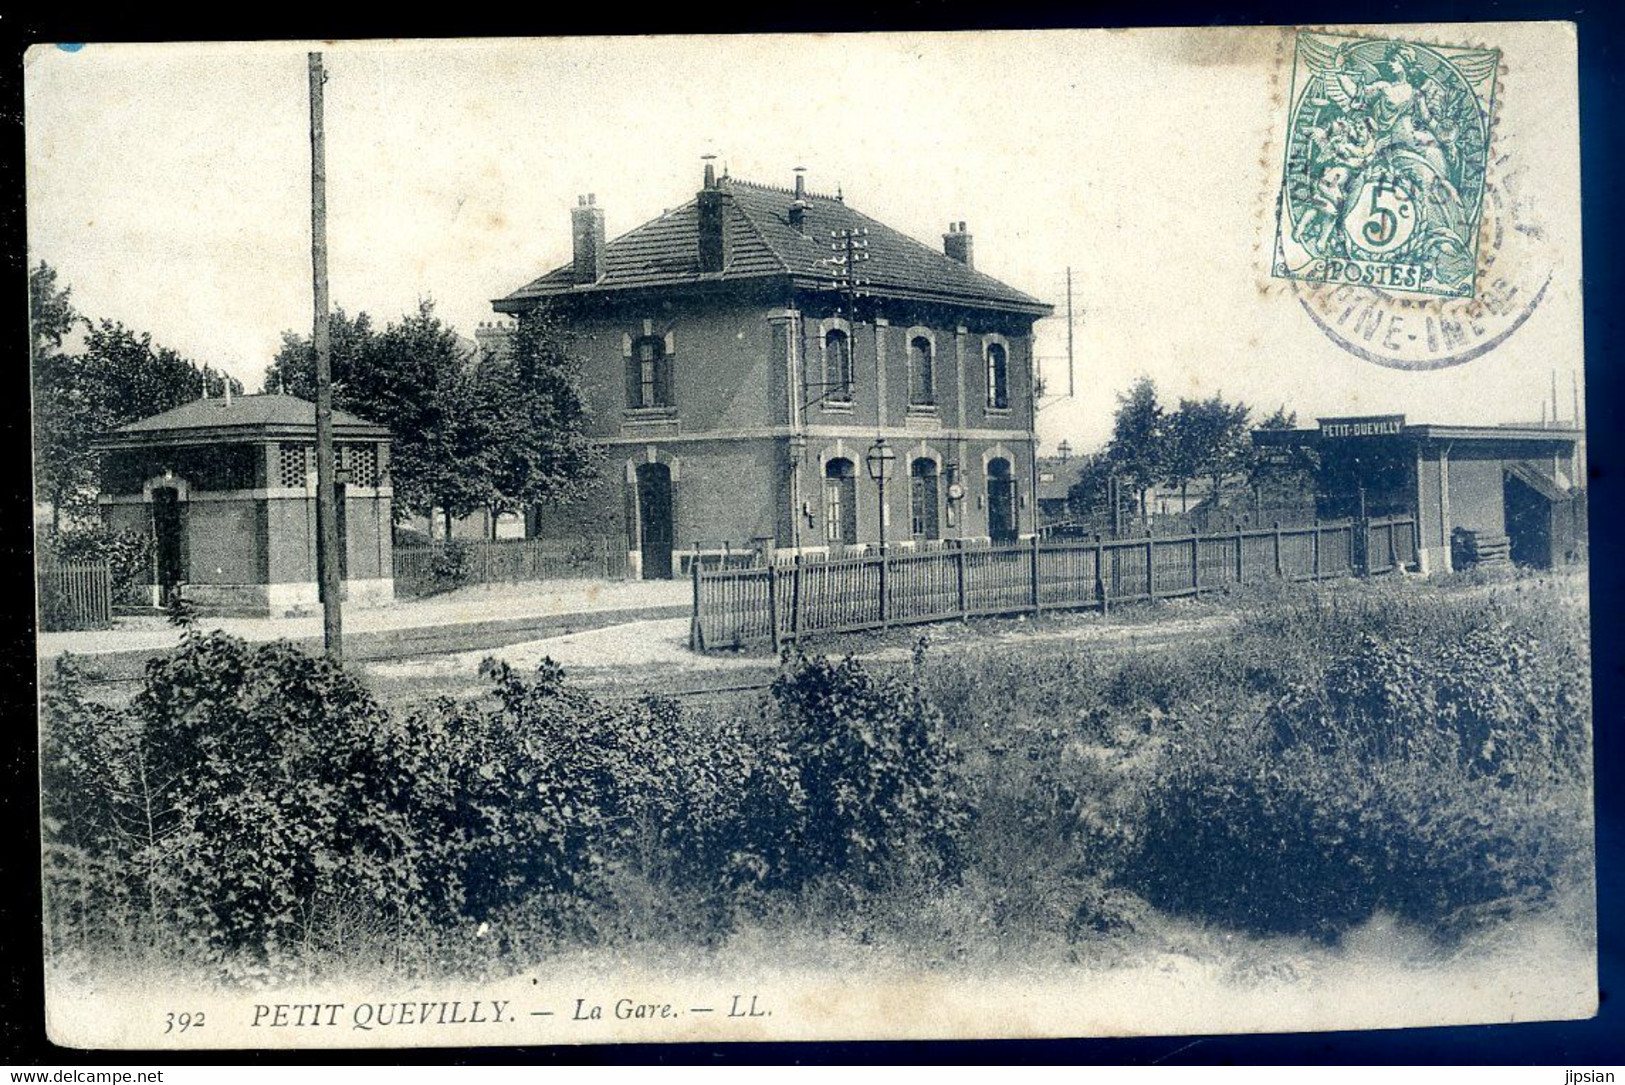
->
(1272, 31, 1500, 299)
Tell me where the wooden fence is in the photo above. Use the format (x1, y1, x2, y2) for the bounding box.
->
(394, 536, 627, 597)
(37, 560, 114, 631)
(692, 516, 1417, 651)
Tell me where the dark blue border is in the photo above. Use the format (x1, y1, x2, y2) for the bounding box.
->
(1, 0, 1618, 1066)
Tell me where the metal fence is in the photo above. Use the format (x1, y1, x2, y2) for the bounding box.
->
(692, 516, 1417, 651)
(394, 536, 627, 597)
(37, 560, 114, 631)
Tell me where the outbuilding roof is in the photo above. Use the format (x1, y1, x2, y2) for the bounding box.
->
(494, 177, 1052, 317)
(98, 394, 390, 449)
(1252, 420, 1581, 448)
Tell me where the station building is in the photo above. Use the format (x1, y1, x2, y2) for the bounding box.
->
(490, 165, 1053, 579)
(1251, 414, 1585, 573)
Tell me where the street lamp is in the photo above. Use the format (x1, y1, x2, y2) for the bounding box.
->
(865, 437, 897, 552)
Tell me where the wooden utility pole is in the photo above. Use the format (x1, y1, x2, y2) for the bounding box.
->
(1066, 265, 1075, 399)
(309, 52, 343, 661)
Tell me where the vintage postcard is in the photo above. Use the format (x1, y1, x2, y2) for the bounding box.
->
(27, 24, 1592, 1050)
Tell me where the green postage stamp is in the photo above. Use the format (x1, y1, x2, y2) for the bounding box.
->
(1273, 31, 1500, 298)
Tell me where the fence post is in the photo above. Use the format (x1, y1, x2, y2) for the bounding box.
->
(1312, 520, 1322, 580)
(1030, 534, 1042, 616)
(791, 554, 804, 643)
(1190, 534, 1200, 599)
(878, 547, 889, 631)
(1146, 536, 1156, 602)
(1235, 527, 1245, 584)
(690, 557, 704, 651)
(1273, 520, 1283, 578)
(1095, 534, 1109, 615)
(1388, 520, 1398, 572)
(768, 562, 781, 651)
(956, 545, 968, 621)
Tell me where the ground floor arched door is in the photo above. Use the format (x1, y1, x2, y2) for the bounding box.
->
(824, 458, 858, 546)
(636, 463, 674, 579)
(987, 458, 1017, 543)
(910, 458, 940, 541)
(151, 486, 185, 603)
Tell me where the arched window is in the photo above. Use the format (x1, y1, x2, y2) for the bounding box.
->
(909, 458, 940, 540)
(824, 458, 857, 545)
(986, 342, 1009, 410)
(909, 336, 935, 407)
(825, 329, 853, 402)
(627, 335, 673, 409)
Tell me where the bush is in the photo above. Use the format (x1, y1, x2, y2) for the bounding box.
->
(41, 639, 814, 974)
(42, 634, 420, 977)
(1120, 591, 1593, 942)
(768, 654, 972, 899)
(428, 540, 476, 592)
(400, 658, 802, 942)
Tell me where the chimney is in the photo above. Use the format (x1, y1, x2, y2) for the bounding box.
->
(944, 221, 973, 269)
(794, 167, 806, 198)
(571, 193, 606, 283)
(697, 165, 731, 273)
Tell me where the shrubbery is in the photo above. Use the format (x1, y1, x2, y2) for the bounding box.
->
(916, 575, 1592, 946)
(430, 540, 475, 592)
(40, 575, 1593, 980)
(42, 636, 966, 979)
(1123, 590, 1592, 941)
(48, 525, 154, 606)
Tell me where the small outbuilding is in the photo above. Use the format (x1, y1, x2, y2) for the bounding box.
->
(1252, 414, 1584, 573)
(95, 394, 394, 616)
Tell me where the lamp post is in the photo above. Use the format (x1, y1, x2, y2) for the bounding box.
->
(866, 437, 897, 550)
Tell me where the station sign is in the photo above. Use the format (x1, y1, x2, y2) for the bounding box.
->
(1318, 415, 1405, 439)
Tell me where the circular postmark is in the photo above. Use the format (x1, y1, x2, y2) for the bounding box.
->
(1287, 170, 1553, 371)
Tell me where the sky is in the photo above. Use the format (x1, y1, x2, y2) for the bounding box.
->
(25, 28, 1584, 451)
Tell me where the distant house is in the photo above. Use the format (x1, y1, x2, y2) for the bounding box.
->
(490, 165, 1054, 578)
(95, 394, 394, 616)
(1035, 456, 1087, 523)
(1150, 476, 1221, 517)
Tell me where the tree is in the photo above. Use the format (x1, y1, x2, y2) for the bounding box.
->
(1163, 393, 1253, 512)
(263, 308, 378, 402)
(1064, 452, 1115, 523)
(266, 302, 495, 533)
(1104, 376, 1166, 519)
(31, 264, 237, 531)
(481, 306, 601, 529)
(264, 301, 599, 535)
(30, 261, 77, 359)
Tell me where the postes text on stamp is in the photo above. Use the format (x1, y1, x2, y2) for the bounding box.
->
(1272, 31, 1500, 299)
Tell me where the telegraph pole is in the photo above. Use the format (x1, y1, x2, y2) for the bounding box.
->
(1066, 265, 1075, 399)
(309, 52, 343, 662)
